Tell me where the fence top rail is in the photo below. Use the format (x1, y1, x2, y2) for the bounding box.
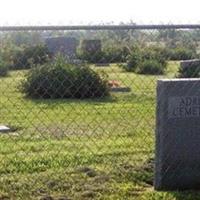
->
(0, 24, 200, 31)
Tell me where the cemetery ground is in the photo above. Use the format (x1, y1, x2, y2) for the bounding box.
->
(0, 62, 199, 200)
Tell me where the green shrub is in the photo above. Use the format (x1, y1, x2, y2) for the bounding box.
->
(21, 56, 109, 99)
(137, 60, 166, 75)
(141, 46, 167, 66)
(12, 45, 51, 69)
(78, 38, 130, 64)
(78, 50, 106, 63)
(125, 46, 167, 74)
(79, 48, 129, 64)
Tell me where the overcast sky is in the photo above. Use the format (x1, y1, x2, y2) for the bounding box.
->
(0, 0, 200, 25)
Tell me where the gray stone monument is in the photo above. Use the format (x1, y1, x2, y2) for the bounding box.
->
(155, 78, 200, 190)
(45, 37, 78, 58)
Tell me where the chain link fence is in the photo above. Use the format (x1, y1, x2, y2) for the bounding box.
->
(0, 25, 200, 199)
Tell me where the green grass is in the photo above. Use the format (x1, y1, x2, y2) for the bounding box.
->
(1, 61, 200, 200)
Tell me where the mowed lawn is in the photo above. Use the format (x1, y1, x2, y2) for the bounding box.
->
(0, 61, 199, 200)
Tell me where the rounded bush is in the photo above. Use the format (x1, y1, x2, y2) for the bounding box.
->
(137, 60, 166, 75)
(125, 46, 167, 74)
(21, 57, 109, 99)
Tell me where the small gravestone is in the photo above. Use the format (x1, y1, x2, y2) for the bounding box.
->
(155, 78, 200, 190)
(179, 59, 200, 78)
(81, 40, 102, 54)
(45, 37, 78, 59)
(0, 125, 10, 133)
(180, 59, 200, 69)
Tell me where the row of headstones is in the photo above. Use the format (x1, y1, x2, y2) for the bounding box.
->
(45, 37, 101, 59)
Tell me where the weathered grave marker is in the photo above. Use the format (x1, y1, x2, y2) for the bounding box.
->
(45, 37, 78, 58)
(155, 78, 200, 190)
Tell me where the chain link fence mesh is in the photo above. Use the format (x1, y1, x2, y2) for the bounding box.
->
(0, 25, 200, 199)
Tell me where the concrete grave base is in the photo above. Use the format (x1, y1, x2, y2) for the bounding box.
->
(110, 87, 131, 92)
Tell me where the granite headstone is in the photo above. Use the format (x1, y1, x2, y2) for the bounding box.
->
(155, 78, 200, 190)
